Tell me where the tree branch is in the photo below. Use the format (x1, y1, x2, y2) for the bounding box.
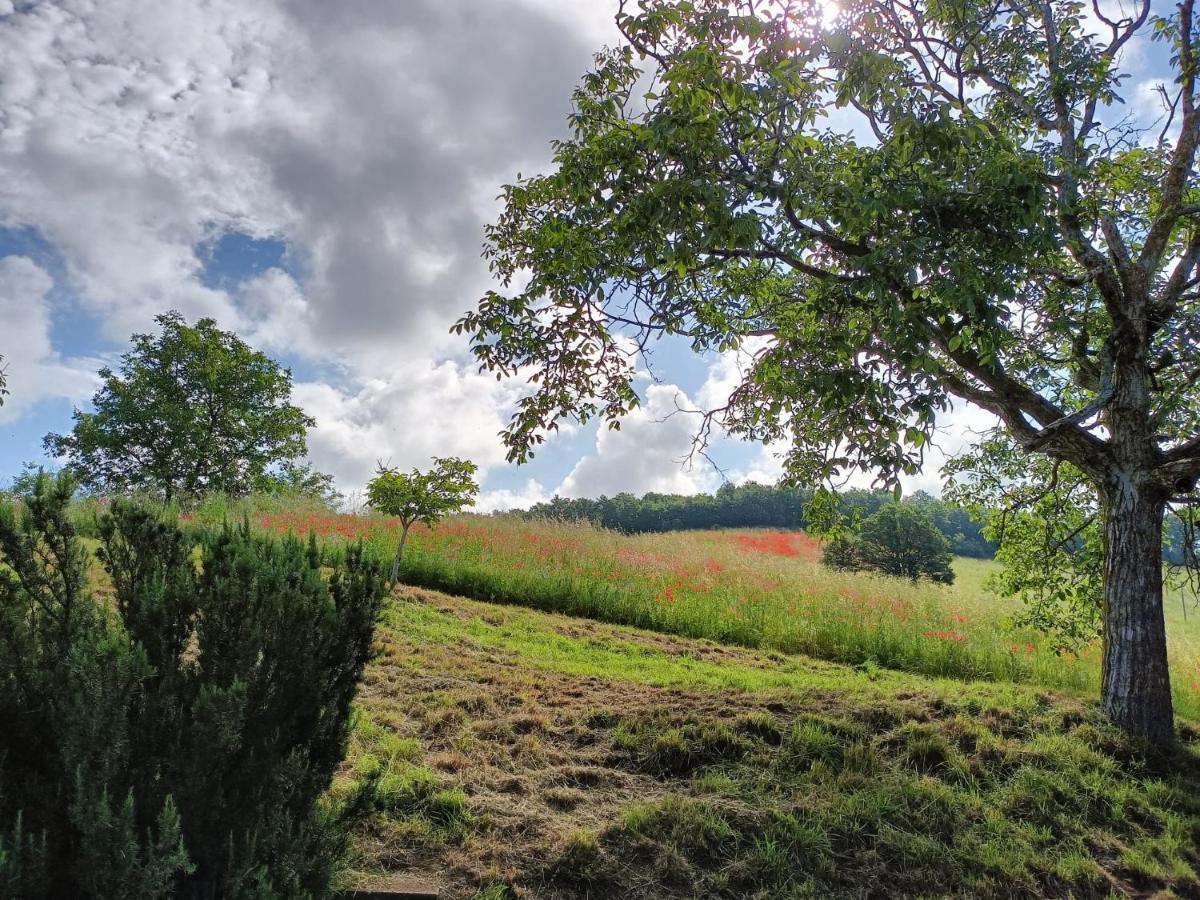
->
(1141, 0, 1200, 270)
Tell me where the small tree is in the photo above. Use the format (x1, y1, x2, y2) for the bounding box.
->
(820, 534, 864, 573)
(366, 457, 479, 585)
(819, 503, 956, 583)
(45, 312, 313, 501)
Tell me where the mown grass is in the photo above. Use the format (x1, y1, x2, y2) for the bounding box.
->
(180, 499, 1200, 721)
(339, 588, 1200, 899)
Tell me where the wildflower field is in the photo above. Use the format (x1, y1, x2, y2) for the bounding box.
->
(177, 498, 1200, 722)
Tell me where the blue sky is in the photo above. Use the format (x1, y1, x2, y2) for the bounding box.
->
(0, 0, 1175, 507)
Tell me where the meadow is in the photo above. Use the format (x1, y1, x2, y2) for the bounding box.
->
(60, 495, 1200, 896)
(170, 497, 1200, 722)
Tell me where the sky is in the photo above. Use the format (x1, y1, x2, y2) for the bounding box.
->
(0, 0, 1173, 510)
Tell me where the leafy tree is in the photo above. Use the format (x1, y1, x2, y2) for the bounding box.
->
(45, 312, 313, 501)
(455, 0, 1200, 743)
(819, 503, 955, 583)
(0, 473, 386, 898)
(253, 460, 344, 509)
(366, 457, 479, 584)
(820, 534, 863, 573)
(857, 504, 956, 584)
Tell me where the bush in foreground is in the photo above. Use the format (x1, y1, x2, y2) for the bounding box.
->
(0, 473, 386, 898)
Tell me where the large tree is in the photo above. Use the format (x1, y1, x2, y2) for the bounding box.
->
(46, 312, 314, 500)
(456, 0, 1200, 742)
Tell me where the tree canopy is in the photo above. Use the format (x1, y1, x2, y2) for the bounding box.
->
(837, 502, 957, 584)
(456, 0, 1200, 742)
(45, 312, 314, 501)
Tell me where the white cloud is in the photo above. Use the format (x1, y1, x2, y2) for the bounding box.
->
(475, 478, 550, 514)
(0, 0, 616, 348)
(0, 0, 280, 337)
(556, 383, 722, 498)
(0, 256, 97, 422)
(292, 359, 534, 495)
(236, 268, 320, 358)
(0, 0, 626, 488)
(729, 441, 789, 486)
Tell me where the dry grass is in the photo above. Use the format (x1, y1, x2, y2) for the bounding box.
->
(335, 587, 1200, 900)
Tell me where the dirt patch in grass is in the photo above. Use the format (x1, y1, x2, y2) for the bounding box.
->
(338, 588, 1200, 900)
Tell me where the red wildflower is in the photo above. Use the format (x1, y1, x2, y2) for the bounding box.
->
(732, 530, 821, 559)
(923, 629, 966, 642)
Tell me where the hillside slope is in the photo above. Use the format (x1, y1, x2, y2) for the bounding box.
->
(337, 588, 1200, 900)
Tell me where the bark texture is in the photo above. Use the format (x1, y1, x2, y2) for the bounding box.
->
(1099, 476, 1173, 744)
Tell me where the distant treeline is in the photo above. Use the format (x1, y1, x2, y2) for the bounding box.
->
(520, 483, 997, 559)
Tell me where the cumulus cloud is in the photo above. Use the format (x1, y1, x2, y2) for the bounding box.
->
(0, 0, 610, 358)
(0, 0, 629, 491)
(476, 479, 551, 514)
(236, 268, 320, 358)
(0, 255, 97, 422)
(292, 359, 535, 496)
(556, 383, 722, 498)
(729, 442, 789, 486)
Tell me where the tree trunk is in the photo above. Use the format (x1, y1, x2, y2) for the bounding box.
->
(389, 523, 410, 586)
(1099, 475, 1173, 744)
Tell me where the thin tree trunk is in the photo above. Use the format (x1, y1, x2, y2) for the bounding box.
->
(1099, 475, 1173, 744)
(389, 523, 411, 586)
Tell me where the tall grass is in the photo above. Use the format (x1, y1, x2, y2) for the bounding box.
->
(213, 503, 1200, 720)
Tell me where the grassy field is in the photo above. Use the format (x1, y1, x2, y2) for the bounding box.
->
(70, 500, 1200, 895)
(212, 505, 1200, 721)
(335, 586, 1200, 898)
